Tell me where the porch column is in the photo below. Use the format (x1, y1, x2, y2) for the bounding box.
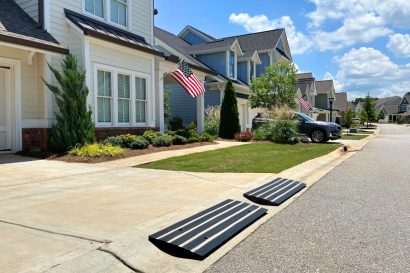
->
(155, 68, 165, 132)
(197, 93, 205, 133)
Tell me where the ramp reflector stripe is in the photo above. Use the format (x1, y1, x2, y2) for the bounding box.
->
(244, 177, 306, 206)
(149, 199, 267, 260)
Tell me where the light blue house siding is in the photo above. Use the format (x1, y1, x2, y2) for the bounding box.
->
(183, 32, 208, 45)
(256, 52, 270, 77)
(165, 83, 221, 127)
(237, 61, 248, 84)
(196, 52, 227, 76)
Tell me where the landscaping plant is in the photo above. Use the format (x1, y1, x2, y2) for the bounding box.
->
(204, 105, 221, 136)
(199, 133, 216, 142)
(143, 130, 160, 144)
(344, 108, 356, 128)
(168, 116, 184, 131)
(172, 135, 188, 145)
(69, 144, 123, 157)
(103, 134, 145, 149)
(234, 131, 253, 142)
(253, 121, 274, 141)
(44, 54, 95, 152)
(219, 80, 240, 139)
(363, 93, 377, 128)
(270, 106, 298, 144)
(152, 135, 173, 147)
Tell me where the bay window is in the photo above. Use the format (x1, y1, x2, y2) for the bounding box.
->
(85, 0, 104, 18)
(135, 77, 147, 123)
(97, 70, 112, 123)
(117, 74, 130, 123)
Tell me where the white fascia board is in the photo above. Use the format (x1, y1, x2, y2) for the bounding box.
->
(177, 26, 214, 42)
(230, 39, 244, 56)
(189, 46, 231, 56)
(252, 50, 262, 64)
(0, 41, 64, 56)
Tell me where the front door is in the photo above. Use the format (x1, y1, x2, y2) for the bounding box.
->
(0, 67, 11, 153)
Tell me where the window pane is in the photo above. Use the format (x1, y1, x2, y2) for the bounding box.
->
(136, 101, 146, 123)
(104, 71, 111, 96)
(135, 77, 146, 100)
(97, 71, 105, 96)
(111, 0, 118, 23)
(97, 97, 111, 123)
(118, 99, 130, 123)
(118, 2, 127, 26)
(95, 0, 104, 17)
(85, 0, 94, 13)
(118, 74, 130, 98)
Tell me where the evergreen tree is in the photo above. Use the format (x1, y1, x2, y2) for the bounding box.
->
(219, 80, 240, 138)
(363, 93, 377, 127)
(44, 54, 95, 152)
(344, 108, 356, 128)
(360, 110, 368, 126)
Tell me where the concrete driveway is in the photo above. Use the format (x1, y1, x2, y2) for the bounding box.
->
(0, 144, 271, 273)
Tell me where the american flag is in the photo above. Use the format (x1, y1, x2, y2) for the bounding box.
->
(298, 96, 311, 111)
(171, 60, 205, 97)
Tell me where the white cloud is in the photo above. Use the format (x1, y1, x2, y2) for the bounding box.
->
(387, 33, 410, 57)
(323, 72, 344, 91)
(332, 47, 410, 97)
(229, 13, 313, 55)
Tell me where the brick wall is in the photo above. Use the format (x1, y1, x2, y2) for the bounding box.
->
(22, 128, 49, 151)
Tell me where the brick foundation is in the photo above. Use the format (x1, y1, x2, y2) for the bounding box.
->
(94, 127, 158, 141)
(22, 128, 49, 151)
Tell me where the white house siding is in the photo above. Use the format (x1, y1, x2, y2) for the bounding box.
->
(88, 40, 155, 127)
(15, 0, 38, 22)
(0, 45, 45, 122)
(132, 0, 153, 44)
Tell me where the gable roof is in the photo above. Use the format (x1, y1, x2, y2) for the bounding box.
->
(401, 92, 410, 105)
(334, 92, 348, 112)
(296, 73, 314, 80)
(185, 37, 243, 55)
(177, 25, 216, 43)
(154, 27, 216, 75)
(0, 0, 67, 54)
(375, 96, 402, 110)
(315, 80, 335, 94)
(65, 9, 162, 57)
(382, 104, 399, 115)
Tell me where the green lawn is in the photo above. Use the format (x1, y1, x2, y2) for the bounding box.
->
(137, 143, 341, 173)
(341, 134, 369, 140)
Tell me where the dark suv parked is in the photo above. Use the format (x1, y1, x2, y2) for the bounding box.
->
(296, 113, 342, 143)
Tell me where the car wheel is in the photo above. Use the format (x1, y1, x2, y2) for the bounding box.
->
(311, 130, 326, 143)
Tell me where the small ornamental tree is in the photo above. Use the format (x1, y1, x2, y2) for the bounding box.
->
(377, 110, 385, 122)
(219, 80, 240, 139)
(44, 54, 95, 152)
(363, 93, 377, 127)
(249, 62, 298, 110)
(360, 110, 368, 126)
(344, 108, 356, 128)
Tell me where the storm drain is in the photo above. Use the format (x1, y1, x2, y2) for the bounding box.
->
(244, 177, 306, 206)
(149, 199, 267, 260)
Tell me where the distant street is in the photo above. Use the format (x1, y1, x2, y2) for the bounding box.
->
(207, 124, 410, 273)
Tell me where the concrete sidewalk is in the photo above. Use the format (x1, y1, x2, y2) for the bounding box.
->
(0, 136, 374, 273)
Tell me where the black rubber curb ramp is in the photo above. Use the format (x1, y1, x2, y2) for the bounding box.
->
(244, 177, 306, 206)
(149, 199, 267, 260)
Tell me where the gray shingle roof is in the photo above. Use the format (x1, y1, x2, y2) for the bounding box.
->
(402, 92, 410, 104)
(334, 92, 348, 112)
(185, 37, 237, 53)
(316, 80, 334, 94)
(0, 0, 67, 53)
(296, 82, 310, 97)
(65, 9, 161, 56)
(383, 104, 399, 115)
(296, 73, 314, 80)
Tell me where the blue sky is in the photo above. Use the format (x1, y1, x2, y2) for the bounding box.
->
(154, 0, 410, 100)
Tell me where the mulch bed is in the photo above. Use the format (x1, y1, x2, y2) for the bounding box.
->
(19, 142, 217, 164)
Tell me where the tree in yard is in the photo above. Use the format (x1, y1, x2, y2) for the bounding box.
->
(249, 62, 298, 110)
(44, 54, 95, 152)
(377, 110, 385, 122)
(360, 110, 368, 126)
(363, 93, 377, 127)
(219, 80, 240, 139)
(344, 108, 356, 128)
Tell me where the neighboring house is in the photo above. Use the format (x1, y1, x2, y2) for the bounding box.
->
(314, 80, 336, 122)
(295, 73, 317, 119)
(398, 92, 410, 123)
(155, 25, 293, 131)
(333, 92, 348, 125)
(375, 96, 402, 122)
(355, 101, 364, 114)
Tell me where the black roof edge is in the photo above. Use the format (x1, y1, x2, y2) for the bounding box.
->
(0, 33, 69, 54)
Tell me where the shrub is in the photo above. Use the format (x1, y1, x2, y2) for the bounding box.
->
(166, 130, 176, 136)
(187, 121, 197, 132)
(143, 130, 160, 144)
(219, 80, 240, 139)
(253, 122, 274, 141)
(188, 136, 200, 143)
(69, 144, 123, 157)
(168, 116, 184, 131)
(172, 135, 188, 145)
(103, 134, 141, 148)
(234, 131, 253, 142)
(130, 137, 149, 150)
(44, 54, 95, 152)
(200, 133, 216, 142)
(152, 135, 172, 147)
(271, 119, 298, 144)
(205, 106, 220, 136)
(175, 129, 192, 139)
(397, 116, 405, 124)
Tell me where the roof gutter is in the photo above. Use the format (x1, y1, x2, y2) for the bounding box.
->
(0, 34, 69, 55)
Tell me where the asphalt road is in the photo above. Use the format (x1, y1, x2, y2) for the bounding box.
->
(207, 124, 410, 273)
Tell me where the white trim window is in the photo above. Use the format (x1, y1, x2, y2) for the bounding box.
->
(117, 73, 130, 123)
(229, 50, 235, 78)
(97, 70, 113, 123)
(110, 0, 128, 27)
(135, 77, 147, 124)
(85, 0, 104, 18)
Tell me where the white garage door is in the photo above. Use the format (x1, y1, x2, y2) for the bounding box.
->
(0, 67, 11, 152)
